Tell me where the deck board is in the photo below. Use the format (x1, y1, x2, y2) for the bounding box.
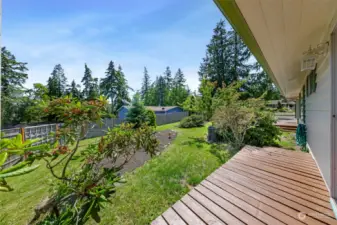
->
(151, 146, 337, 225)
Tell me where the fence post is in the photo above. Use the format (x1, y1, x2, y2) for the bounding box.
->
(21, 127, 26, 159)
(20, 127, 25, 143)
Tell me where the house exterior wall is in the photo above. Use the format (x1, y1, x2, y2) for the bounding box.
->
(305, 52, 332, 190)
(118, 107, 129, 119)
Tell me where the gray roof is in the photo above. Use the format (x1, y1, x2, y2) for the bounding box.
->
(120, 105, 181, 112)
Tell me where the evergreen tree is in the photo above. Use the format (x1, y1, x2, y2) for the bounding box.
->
(147, 81, 158, 106)
(100, 61, 117, 111)
(100, 62, 131, 114)
(245, 62, 280, 100)
(125, 92, 147, 128)
(67, 80, 82, 99)
(141, 67, 151, 105)
(1, 47, 28, 96)
(47, 64, 67, 98)
(156, 76, 166, 106)
(163, 66, 172, 105)
(1, 47, 29, 126)
(198, 79, 215, 120)
(114, 65, 131, 112)
(88, 78, 100, 100)
(31, 83, 49, 101)
(171, 68, 188, 105)
(81, 63, 93, 99)
(198, 20, 251, 89)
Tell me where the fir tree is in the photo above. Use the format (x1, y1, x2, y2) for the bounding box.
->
(125, 92, 147, 128)
(1, 47, 29, 126)
(1, 47, 28, 96)
(198, 20, 251, 89)
(171, 68, 188, 105)
(157, 76, 166, 106)
(114, 65, 131, 112)
(67, 80, 82, 99)
(163, 66, 172, 105)
(88, 78, 100, 100)
(141, 67, 151, 105)
(47, 64, 67, 98)
(100, 61, 117, 111)
(81, 63, 93, 99)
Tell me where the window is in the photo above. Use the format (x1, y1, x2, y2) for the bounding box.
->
(306, 67, 317, 96)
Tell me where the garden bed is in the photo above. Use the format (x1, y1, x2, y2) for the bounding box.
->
(100, 129, 177, 174)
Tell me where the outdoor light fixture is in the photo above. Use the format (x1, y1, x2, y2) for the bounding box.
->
(301, 42, 329, 71)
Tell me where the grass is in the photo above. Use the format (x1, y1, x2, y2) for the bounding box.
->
(0, 137, 99, 225)
(276, 131, 298, 150)
(0, 122, 227, 225)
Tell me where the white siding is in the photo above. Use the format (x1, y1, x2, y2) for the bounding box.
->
(306, 56, 331, 190)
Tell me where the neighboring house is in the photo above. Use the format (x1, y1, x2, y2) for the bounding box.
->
(117, 106, 183, 119)
(215, 0, 337, 214)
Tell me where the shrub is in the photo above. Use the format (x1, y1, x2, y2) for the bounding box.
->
(212, 103, 256, 150)
(28, 96, 159, 224)
(126, 94, 147, 128)
(244, 111, 281, 147)
(179, 115, 204, 128)
(145, 109, 156, 127)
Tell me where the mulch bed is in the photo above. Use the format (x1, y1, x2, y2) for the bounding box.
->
(100, 129, 177, 174)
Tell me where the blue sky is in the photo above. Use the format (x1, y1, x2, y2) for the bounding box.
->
(3, 0, 224, 93)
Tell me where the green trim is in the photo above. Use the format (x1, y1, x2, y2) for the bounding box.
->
(214, 0, 282, 94)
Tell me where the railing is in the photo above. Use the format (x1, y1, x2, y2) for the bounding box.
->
(1, 124, 59, 169)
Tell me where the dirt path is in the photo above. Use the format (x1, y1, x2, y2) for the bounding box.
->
(101, 129, 177, 174)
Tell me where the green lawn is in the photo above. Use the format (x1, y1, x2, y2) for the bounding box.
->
(276, 131, 298, 150)
(0, 122, 225, 225)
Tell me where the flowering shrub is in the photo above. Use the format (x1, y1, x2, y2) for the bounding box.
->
(24, 95, 159, 225)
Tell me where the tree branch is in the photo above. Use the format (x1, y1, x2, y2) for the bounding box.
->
(61, 138, 81, 178)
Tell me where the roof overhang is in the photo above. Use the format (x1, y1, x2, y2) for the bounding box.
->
(214, 0, 337, 99)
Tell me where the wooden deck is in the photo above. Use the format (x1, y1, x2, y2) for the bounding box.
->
(152, 146, 337, 225)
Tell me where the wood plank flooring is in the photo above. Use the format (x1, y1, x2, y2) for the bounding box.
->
(151, 146, 337, 225)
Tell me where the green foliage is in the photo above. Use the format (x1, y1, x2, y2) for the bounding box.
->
(47, 64, 67, 98)
(125, 93, 148, 128)
(0, 134, 47, 192)
(1, 47, 29, 126)
(244, 111, 281, 147)
(141, 67, 189, 107)
(211, 82, 280, 150)
(66, 79, 82, 99)
(100, 62, 131, 114)
(1, 47, 28, 96)
(141, 67, 151, 105)
(181, 94, 199, 114)
(27, 95, 154, 224)
(209, 144, 236, 163)
(244, 62, 281, 100)
(212, 103, 256, 150)
(146, 109, 157, 127)
(198, 79, 215, 120)
(179, 115, 204, 128)
(198, 20, 251, 88)
(81, 63, 94, 99)
(198, 20, 280, 101)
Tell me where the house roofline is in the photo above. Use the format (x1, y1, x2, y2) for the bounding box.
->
(213, 0, 283, 95)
